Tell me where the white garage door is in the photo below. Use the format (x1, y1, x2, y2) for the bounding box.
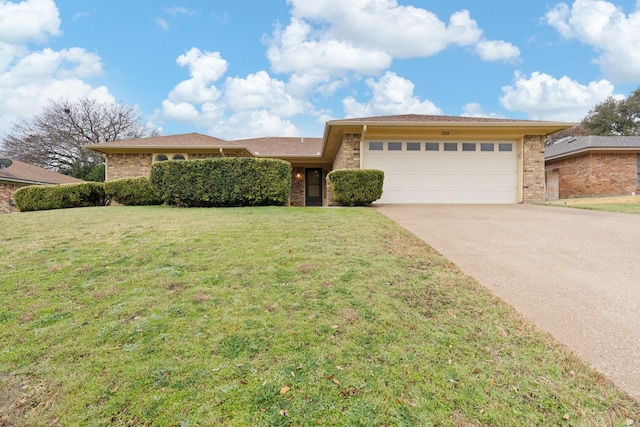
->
(361, 140, 518, 204)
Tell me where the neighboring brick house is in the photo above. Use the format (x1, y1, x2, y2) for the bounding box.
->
(87, 115, 574, 206)
(0, 158, 85, 213)
(544, 136, 640, 200)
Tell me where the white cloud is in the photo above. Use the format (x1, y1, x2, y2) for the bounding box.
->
(156, 18, 170, 31)
(224, 71, 306, 117)
(500, 71, 620, 121)
(0, 0, 60, 45)
(475, 40, 521, 62)
(0, 0, 114, 135)
(342, 71, 441, 118)
(164, 7, 192, 16)
(267, 1, 521, 98)
(546, 0, 640, 82)
(267, 18, 392, 76)
(287, 1, 482, 57)
(214, 111, 299, 139)
(160, 49, 306, 138)
(167, 48, 227, 105)
(461, 103, 504, 118)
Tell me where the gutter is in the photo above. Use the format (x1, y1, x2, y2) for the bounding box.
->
(326, 119, 578, 128)
(0, 177, 63, 186)
(545, 146, 640, 161)
(83, 144, 256, 156)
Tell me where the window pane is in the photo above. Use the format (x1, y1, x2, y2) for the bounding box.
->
(462, 143, 476, 151)
(425, 142, 439, 151)
(406, 142, 421, 151)
(481, 143, 495, 152)
(172, 154, 186, 160)
(155, 154, 168, 161)
(499, 143, 513, 152)
(369, 142, 383, 151)
(388, 142, 402, 151)
(444, 143, 457, 151)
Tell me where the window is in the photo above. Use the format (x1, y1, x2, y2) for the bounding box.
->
(154, 154, 188, 162)
(369, 142, 383, 151)
(388, 142, 402, 151)
(481, 143, 495, 152)
(444, 142, 457, 151)
(425, 142, 439, 151)
(406, 142, 421, 151)
(462, 143, 476, 152)
(499, 143, 513, 152)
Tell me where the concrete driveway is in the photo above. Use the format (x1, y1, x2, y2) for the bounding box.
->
(376, 203, 640, 400)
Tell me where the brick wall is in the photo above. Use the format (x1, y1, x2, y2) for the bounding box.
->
(523, 135, 545, 202)
(106, 153, 153, 180)
(331, 134, 361, 170)
(329, 134, 361, 205)
(547, 152, 638, 198)
(290, 167, 305, 206)
(0, 182, 24, 213)
(107, 153, 231, 181)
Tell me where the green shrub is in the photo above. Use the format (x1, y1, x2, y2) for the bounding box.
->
(150, 158, 291, 207)
(327, 169, 384, 206)
(14, 182, 107, 212)
(104, 177, 163, 206)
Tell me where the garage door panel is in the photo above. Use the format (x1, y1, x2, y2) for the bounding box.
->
(362, 140, 518, 204)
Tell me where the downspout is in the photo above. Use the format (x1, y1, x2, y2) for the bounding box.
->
(359, 125, 367, 169)
(360, 125, 368, 145)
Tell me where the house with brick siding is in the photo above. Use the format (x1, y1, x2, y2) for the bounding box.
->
(87, 114, 574, 206)
(0, 158, 84, 213)
(545, 136, 640, 200)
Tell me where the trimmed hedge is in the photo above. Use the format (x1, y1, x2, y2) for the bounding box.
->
(150, 157, 291, 207)
(14, 182, 107, 212)
(104, 177, 163, 206)
(327, 169, 384, 206)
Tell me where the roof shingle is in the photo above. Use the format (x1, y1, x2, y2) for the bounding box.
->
(330, 114, 554, 124)
(0, 158, 85, 185)
(545, 135, 640, 159)
(231, 137, 323, 157)
(89, 132, 232, 148)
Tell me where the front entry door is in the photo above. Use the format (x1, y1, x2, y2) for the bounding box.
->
(305, 168, 323, 206)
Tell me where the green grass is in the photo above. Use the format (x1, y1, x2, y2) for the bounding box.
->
(552, 196, 640, 215)
(567, 203, 640, 215)
(1, 206, 639, 426)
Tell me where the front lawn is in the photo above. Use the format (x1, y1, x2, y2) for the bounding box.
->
(1, 206, 638, 426)
(556, 195, 640, 215)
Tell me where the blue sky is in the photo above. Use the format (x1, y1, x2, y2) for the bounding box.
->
(1, 0, 640, 140)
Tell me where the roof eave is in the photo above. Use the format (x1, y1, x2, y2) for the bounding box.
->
(0, 177, 58, 185)
(84, 144, 256, 156)
(326, 119, 578, 134)
(546, 146, 640, 161)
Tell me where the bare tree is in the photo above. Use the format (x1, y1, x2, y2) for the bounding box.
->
(0, 98, 158, 179)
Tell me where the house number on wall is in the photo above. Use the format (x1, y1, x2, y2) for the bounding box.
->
(441, 131, 450, 136)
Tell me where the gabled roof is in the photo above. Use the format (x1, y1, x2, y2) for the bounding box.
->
(84, 115, 577, 165)
(0, 158, 85, 185)
(545, 135, 640, 161)
(231, 136, 323, 157)
(329, 114, 552, 124)
(86, 133, 325, 161)
(87, 133, 236, 152)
